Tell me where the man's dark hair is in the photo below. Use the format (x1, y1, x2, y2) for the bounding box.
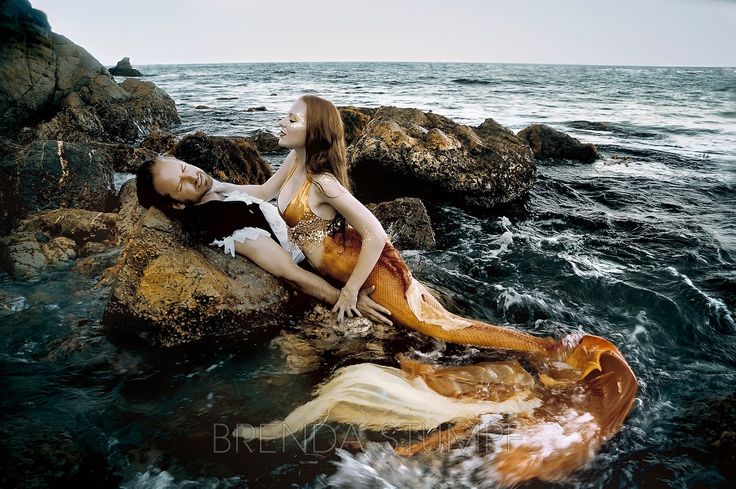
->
(134, 157, 279, 246)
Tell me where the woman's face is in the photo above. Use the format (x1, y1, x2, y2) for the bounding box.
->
(278, 99, 307, 149)
(152, 155, 213, 207)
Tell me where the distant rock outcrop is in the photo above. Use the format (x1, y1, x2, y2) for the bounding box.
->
(108, 56, 142, 77)
(0, 0, 179, 143)
(348, 107, 536, 209)
(517, 124, 599, 163)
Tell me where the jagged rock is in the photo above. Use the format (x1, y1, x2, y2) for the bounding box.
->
(0, 139, 117, 234)
(41, 236, 77, 264)
(348, 107, 536, 209)
(1, 208, 117, 279)
(517, 124, 599, 163)
(79, 241, 112, 257)
(71, 246, 121, 277)
(169, 131, 272, 185)
(367, 198, 435, 250)
(270, 303, 400, 374)
(103, 202, 291, 347)
(15, 208, 117, 245)
(109, 56, 142, 77)
(250, 129, 285, 154)
(0, 1, 179, 142)
(115, 179, 147, 242)
(140, 128, 178, 154)
(339, 106, 377, 147)
(0, 231, 47, 280)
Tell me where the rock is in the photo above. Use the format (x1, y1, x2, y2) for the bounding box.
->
(115, 179, 147, 241)
(367, 198, 435, 250)
(79, 241, 112, 257)
(15, 208, 117, 245)
(195, 105, 210, 110)
(250, 129, 286, 155)
(169, 131, 272, 185)
(246, 106, 266, 112)
(0, 1, 179, 142)
(140, 128, 178, 154)
(270, 303, 400, 373)
(41, 236, 77, 264)
(517, 124, 599, 163)
(0, 139, 117, 233)
(103, 204, 291, 347)
(109, 56, 142, 77)
(71, 246, 121, 277)
(339, 106, 376, 147)
(0, 231, 47, 280)
(1, 208, 117, 279)
(348, 107, 536, 209)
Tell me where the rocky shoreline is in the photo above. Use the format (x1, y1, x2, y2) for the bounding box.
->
(1, 0, 598, 346)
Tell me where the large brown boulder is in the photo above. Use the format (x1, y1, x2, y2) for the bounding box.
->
(169, 131, 272, 184)
(339, 106, 377, 147)
(517, 124, 599, 163)
(367, 197, 435, 250)
(0, 139, 118, 234)
(0, 0, 179, 142)
(348, 107, 536, 209)
(103, 186, 291, 347)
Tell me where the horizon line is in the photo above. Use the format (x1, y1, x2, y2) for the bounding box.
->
(106, 60, 736, 70)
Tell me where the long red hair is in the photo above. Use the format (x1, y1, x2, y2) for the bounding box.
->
(301, 95, 351, 193)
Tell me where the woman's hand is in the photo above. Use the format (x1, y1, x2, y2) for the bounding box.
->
(355, 285, 392, 325)
(332, 285, 361, 324)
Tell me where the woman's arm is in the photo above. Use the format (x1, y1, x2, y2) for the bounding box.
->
(313, 174, 389, 323)
(213, 151, 297, 200)
(233, 234, 391, 325)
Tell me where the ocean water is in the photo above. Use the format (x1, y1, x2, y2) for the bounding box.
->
(1, 63, 735, 488)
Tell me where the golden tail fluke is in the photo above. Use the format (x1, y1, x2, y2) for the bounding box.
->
(493, 335, 638, 485)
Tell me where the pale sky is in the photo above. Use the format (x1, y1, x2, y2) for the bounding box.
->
(30, 0, 736, 67)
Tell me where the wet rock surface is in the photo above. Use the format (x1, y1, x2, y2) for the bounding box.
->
(250, 129, 285, 155)
(349, 106, 536, 209)
(0, 0, 178, 143)
(339, 106, 377, 147)
(367, 197, 435, 250)
(517, 123, 599, 163)
(104, 195, 291, 347)
(169, 131, 272, 185)
(1, 139, 117, 233)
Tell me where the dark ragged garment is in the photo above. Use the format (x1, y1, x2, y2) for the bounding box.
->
(179, 200, 278, 245)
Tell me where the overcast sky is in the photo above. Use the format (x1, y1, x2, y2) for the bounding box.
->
(29, 0, 736, 67)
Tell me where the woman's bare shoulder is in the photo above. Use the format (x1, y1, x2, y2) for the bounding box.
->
(312, 173, 346, 198)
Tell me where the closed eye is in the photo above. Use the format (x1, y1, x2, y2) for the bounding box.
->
(179, 163, 185, 191)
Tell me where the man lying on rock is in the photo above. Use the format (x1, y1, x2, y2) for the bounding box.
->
(135, 155, 392, 325)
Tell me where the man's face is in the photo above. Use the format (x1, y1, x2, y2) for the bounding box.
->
(152, 156, 213, 207)
(278, 98, 307, 149)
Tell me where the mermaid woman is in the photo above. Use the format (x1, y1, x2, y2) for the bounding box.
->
(136, 95, 637, 484)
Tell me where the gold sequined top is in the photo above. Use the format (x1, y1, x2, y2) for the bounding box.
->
(279, 161, 343, 254)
